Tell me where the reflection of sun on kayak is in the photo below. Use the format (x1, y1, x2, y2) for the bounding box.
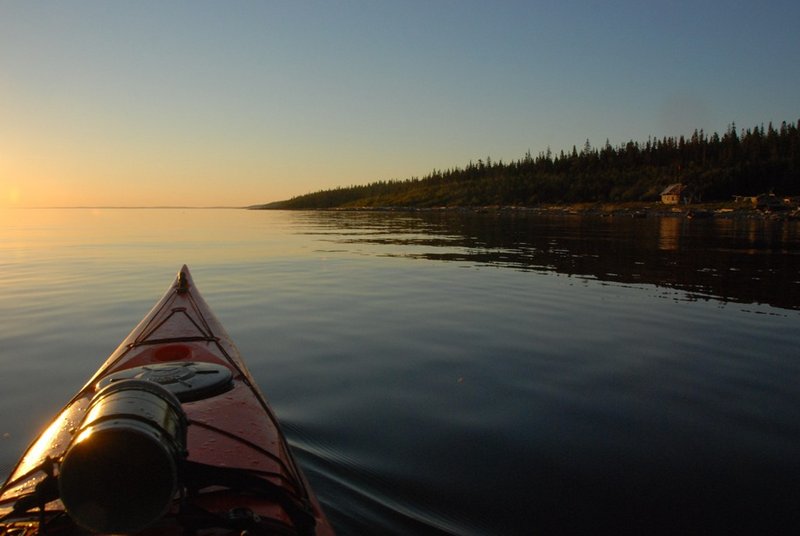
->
(0, 266, 335, 535)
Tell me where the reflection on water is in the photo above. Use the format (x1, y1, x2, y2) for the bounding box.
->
(293, 210, 800, 310)
(658, 216, 681, 251)
(2, 209, 800, 534)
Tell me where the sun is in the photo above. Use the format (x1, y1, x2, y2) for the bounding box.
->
(9, 187, 21, 205)
(2, 185, 22, 207)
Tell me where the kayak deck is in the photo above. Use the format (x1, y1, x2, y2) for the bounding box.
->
(0, 266, 334, 535)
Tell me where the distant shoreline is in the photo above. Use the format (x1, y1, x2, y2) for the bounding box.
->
(11, 203, 799, 221)
(250, 201, 800, 221)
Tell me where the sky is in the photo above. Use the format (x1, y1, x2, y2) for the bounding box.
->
(1, 1, 799, 208)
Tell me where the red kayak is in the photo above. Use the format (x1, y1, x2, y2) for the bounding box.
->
(0, 266, 335, 535)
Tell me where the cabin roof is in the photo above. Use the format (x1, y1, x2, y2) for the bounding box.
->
(660, 183, 685, 196)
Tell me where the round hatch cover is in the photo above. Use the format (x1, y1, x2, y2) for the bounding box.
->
(98, 362, 233, 402)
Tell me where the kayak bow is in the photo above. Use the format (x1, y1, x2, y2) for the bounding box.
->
(0, 266, 334, 535)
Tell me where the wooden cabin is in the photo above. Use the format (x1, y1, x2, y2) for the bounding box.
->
(660, 183, 692, 205)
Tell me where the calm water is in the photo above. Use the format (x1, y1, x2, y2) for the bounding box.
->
(1, 208, 799, 534)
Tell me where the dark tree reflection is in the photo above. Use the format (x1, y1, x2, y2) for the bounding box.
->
(295, 210, 800, 310)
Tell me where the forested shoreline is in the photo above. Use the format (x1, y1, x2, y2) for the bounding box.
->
(254, 121, 800, 210)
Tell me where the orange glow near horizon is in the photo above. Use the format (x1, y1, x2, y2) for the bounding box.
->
(0, 171, 288, 209)
(2, 176, 92, 209)
(6, 186, 21, 206)
(0, 149, 373, 208)
(0, 139, 309, 208)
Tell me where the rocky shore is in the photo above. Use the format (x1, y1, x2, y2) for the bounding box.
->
(314, 202, 800, 221)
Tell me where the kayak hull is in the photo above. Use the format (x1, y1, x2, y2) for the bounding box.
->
(0, 266, 334, 535)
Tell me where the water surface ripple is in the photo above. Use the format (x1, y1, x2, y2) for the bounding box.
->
(1, 209, 799, 534)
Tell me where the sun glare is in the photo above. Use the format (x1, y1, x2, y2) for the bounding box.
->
(5, 186, 21, 206)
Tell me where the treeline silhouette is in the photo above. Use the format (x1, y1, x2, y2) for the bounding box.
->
(259, 120, 800, 209)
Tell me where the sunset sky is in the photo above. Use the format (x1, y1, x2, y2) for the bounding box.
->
(2, 1, 798, 208)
